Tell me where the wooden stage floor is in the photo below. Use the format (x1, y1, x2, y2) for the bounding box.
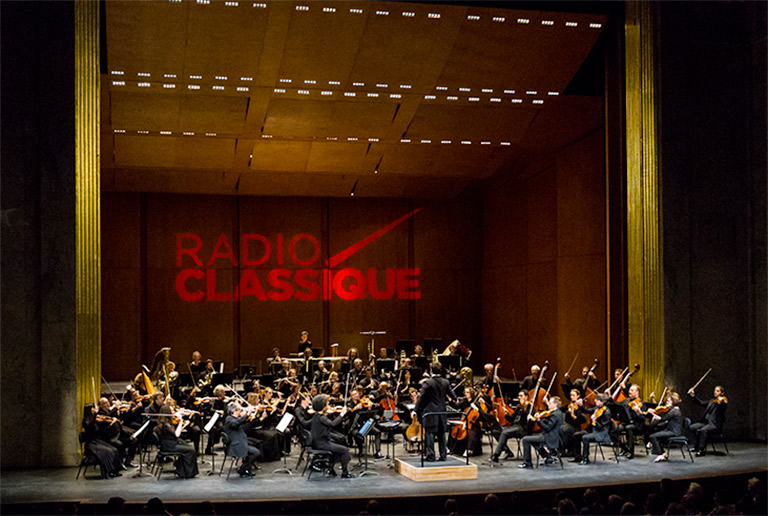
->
(2, 440, 766, 510)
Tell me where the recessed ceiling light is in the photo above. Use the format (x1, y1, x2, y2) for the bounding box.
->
(526, 90, 538, 95)
(296, 5, 309, 11)
(138, 130, 149, 134)
(206, 133, 217, 137)
(542, 20, 554, 26)
(304, 80, 316, 84)
(389, 94, 401, 99)
(532, 99, 544, 104)
(500, 142, 511, 146)
(402, 11, 415, 17)
(163, 74, 177, 79)
(329, 81, 341, 85)
(461, 140, 471, 145)
(459, 87, 470, 92)
(215, 76, 228, 80)
(368, 138, 379, 142)
(163, 83, 175, 89)
(468, 97, 480, 102)
(138, 82, 150, 87)
(376, 10, 389, 16)
(347, 137, 358, 141)
(566, 21, 578, 27)
(160, 131, 172, 135)
(113, 129, 126, 133)
(376, 83, 388, 88)
(322, 7, 336, 13)
(237, 86, 249, 92)
(436, 86, 448, 91)
(400, 84, 412, 89)
(344, 92, 356, 97)
(481, 88, 493, 93)
(224, 1, 239, 7)
(511, 98, 522, 103)
(400, 139, 411, 143)
(367, 93, 379, 97)
(274, 88, 286, 93)
(253, 3, 267, 8)
(111, 81, 125, 86)
(467, 15, 480, 21)
(420, 139, 431, 144)
(137, 72, 150, 77)
(298, 90, 309, 95)
(517, 18, 529, 24)
(548, 91, 559, 96)
(110, 70, 124, 75)
(261, 134, 272, 138)
(481, 141, 491, 145)
(447, 96, 458, 101)
(424, 95, 436, 100)
(353, 82, 365, 86)
(190, 75, 202, 80)
(428, 13, 440, 19)
(321, 91, 332, 96)
(279, 79, 291, 83)
(240, 77, 253, 81)
(590, 23, 602, 29)
(212, 85, 224, 90)
(441, 140, 451, 144)
(492, 17, 505, 23)
(188, 85, 201, 90)
(183, 132, 195, 136)
(349, 8, 363, 14)
(490, 98, 501, 102)
(503, 89, 515, 94)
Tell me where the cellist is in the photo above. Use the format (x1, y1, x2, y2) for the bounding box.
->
(490, 390, 534, 463)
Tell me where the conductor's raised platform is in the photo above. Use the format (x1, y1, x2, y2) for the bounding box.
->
(395, 456, 478, 482)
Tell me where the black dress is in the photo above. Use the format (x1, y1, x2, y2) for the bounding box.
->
(82, 408, 121, 478)
(158, 421, 199, 478)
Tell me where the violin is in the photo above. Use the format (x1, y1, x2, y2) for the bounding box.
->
(714, 395, 728, 404)
(532, 408, 555, 421)
(629, 397, 643, 413)
(591, 405, 607, 425)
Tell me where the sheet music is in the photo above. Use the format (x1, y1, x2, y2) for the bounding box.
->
(204, 411, 220, 433)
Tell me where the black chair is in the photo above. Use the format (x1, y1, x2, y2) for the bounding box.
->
(218, 432, 247, 480)
(75, 432, 100, 480)
(152, 449, 184, 479)
(301, 430, 333, 479)
(666, 420, 695, 463)
(708, 425, 730, 455)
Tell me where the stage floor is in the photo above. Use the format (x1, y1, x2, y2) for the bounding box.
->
(1, 441, 766, 506)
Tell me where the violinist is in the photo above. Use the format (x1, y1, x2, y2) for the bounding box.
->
(345, 388, 383, 458)
(561, 389, 587, 458)
(687, 385, 728, 456)
(310, 394, 355, 478)
(156, 404, 198, 478)
(246, 387, 281, 462)
(573, 393, 613, 465)
(97, 397, 137, 469)
(166, 396, 202, 456)
(519, 396, 563, 469)
(203, 384, 230, 455)
(224, 402, 262, 477)
(490, 390, 533, 463)
(648, 391, 682, 462)
(414, 362, 458, 462)
(319, 371, 338, 395)
(82, 405, 122, 478)
(612, 383, 646, 459)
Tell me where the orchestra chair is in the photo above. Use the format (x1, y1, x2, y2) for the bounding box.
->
(666, 419, 695, 463)
(591, 425, 621, 464)
(75, 432, 100, 480)
(301, 430, 333, 480)
(533, 437, 564, 470)
(708, 424, 730, 455)
(218, 433, 246, 480)
(150, 429, 185, 480)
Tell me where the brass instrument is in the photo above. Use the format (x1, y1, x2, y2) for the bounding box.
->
(459, 367, 474, 387)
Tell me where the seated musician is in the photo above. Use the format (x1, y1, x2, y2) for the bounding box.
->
(189, 351, 206, 382)
(319, 371, 338, 394)
(313, 360, 330, 386)
(410, 344, 425, 360)
(608, 368, 630, 398)
(310, 394, 355, 478)
(448, 386, 488, 458)
(610, 383, 646, 459)
(97, 397, 137, 469)
(276, 359, 291, 380)
(491, 390, 534, 462)
(224, 402, 262, 477)
(564, 366, 600, 392)
(521, 365, 545, 392)
(341, 347, 359, 374)
(561, 388, 588, 458)
(348, 358, 365, 386)
(267, 347, 282, 374)
(202, 384, 230, 455)
(276, 368, 300, 399)
(83, 405, 122, 478)
(346, 388, 383, 458)
(480, 364, 495, 392)
(687, 385, 728, 456)
(165, 396, 202, 457)
(573, 393, 614, 465)
(648, 391, 683, 462)
(359, 367, 379, 395)
(246, 387, 282, 462)
(156, 404, 198, 478)
(519, 396, 563, 469)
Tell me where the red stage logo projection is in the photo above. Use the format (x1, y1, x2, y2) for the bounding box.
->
(175, 209, 422, 302)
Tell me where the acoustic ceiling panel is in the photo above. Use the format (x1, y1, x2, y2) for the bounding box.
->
(114, 135, 236, 169)
(249, 140, 312, 172)
(403, 104, 538, 142)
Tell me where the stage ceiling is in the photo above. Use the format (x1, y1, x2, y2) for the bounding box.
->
(101, 0, 608, 198)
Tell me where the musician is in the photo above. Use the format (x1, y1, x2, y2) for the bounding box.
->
(319, 371, 338, 394)
(648, 391, 683, 462)
(310, 394, 355, 478)
(481, 363, 495, 391)
(687, 385, 727, 456)
(521, 365, 545, 392)
(293, 395, 313, 430)
(298, 330, 312, 354)
(204, 384, 229, 455)
(414, 362, 458, 462)
(574, 393, 613, 465)
(119, 387, 147, 433)
(359, 367, 379, 394)
(346, 388, 383, 458)
(156, 405, 198, 478)
(564, 366, 600, 392)
(246, 387, 282, 462)
(452, 386, 490, 457)
(147, 392, 166, 417)
(491, 390, 534, 462)
(561, 389, 587, 458)
(276, 359, 291, 380)
(612, 383, 646, 459)
(606, 368, 629, 398)
(411, 344, 425, 359)
(82, 405, 122, 478)
(224, 402, 262, 477)
(189, 351, 206, 380)
(276, 368, 300, 399)
(165, 396, 202, 457)
(97, 397, 137, 469)
(348, 358, 365, 386)
(313, 360, 330, 386)
(519, 396, 563, 469)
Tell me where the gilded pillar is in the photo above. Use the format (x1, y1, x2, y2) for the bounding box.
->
(625, 1, 665, 399)
(75, 0, 101, 414)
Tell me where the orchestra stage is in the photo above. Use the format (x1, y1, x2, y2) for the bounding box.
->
(2, 441, 766, 514)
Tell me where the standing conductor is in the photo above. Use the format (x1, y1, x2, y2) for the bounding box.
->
(414, 362, 458, 461)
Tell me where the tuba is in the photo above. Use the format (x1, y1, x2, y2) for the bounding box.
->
(459, 367, 474, 387)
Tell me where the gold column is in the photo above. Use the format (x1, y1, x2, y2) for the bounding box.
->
(75, 0, 101, 413)
(625, 1, 664, 399)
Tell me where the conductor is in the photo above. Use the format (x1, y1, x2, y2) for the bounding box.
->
(414, 362, 458, 461)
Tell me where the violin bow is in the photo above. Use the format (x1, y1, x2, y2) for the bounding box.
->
(689, 368, 712, 392)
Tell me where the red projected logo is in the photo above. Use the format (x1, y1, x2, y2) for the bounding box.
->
(175, 209, 422, 302)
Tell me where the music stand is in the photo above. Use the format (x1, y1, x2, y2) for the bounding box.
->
(438, 355, 460, 373)
(377, 359, 396, 375)
(202, 412, 220, 475)
(355, 418, 379, 477)
(395, 339, 415, 356)
(130, 418, 153, 478)
(423, 338, 442, 356)
(273, 413, 295, 475)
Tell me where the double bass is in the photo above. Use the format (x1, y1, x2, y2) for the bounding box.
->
(491, 358, 514, 426)
(528, 360, 550, 413)
(611, 364, 640, 402)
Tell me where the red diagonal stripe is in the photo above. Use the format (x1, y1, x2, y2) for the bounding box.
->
(324, 208, 422, 268)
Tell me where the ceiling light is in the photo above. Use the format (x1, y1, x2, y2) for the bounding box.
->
(511, 98, 522, 103)
(349, 8, 363, 14)
(447, 96, 458, 101)
(326, 137, 337, 141)
(401, 139, 411, 143)
(237, 86, 249, 92)
(110, 70, 124, 75)
(188, 85, 201, 90)
(376, 83, 388, 88)
(347, 137, 358, 141)
(113, 129, 125, 133)
(279, 79, 291, 83)
(400, 84, 411, 89)
(590, 23, 602, 29)
(461, 140, 472, 145)
(321, 91, 333, 96)
(212, 85, 224, 90)
(322, 7, 336, 13)
(298, 90, 309, 95)
(274, 88, 285, 93)
(368, 138, 379, 142)
(163, 83, 175, 89)
(329, 81, 340, 85)
(468, 97, 479, 102)
(517, 18, 530, 24)
(500, 142, 511, 146)
(224, 1, 239, 6)
(138, 82, 150, 87)
(441, 140, 451, 144)
(183, 132, 195, 136)
(190, 75, 202, 80)
(428, 13, 440, 19)
(548, 91, 559, 96)
(253, 3, 267, 8)
(296, 5, 309, 11)
(169, 0, 181, 3)
(353, 82, 365, 86)
(565, 21, 578, 27)
(436, 86, 448, 91)
(389, 94, 401, 99)
(481, 141, 491, 145)
(206, 133, 217, 137)
(138, 72, 150, 77)
(262, 134, 272, 138)
(112, 81, 125, 86)
(241, 77, 253, 81)
(481, 88, 493, 93)
(376, 10, 389, 16)
(164, 74, 177, 78)
(420, 139, 431, 144)
(215, 75, 228, 80)
(304, 80, 316, 84)
(160, 131, 172, 135)
(542, 20, 554, 26)
(459, 87, 470, 92)
(197, 0, 210, 4)
(467, 15, 480, 21)
(490, 98, 501, 102)
(532, 99, 544, 104)
(526, 90, 537, 95)
(402, 11, 415, 17)
(367, 93, 379, 97)
(503, 89, 515, 94)
(350, 179, 358, 197)
(344, 92, 355, 97)
(492, 17, 505, 23)
(424, 95, 436, 100)
(138, 130, 149, 134)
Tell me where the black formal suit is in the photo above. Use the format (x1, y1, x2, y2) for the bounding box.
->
(522, 409, 563, 464)
(576, 405, 613, 459)
(689, 395, 727, 450)
(311, 412, 350, 473)
(414, 375, 457, 460)
(224, 413, 261, 473)
(649, 406, 682, 455)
